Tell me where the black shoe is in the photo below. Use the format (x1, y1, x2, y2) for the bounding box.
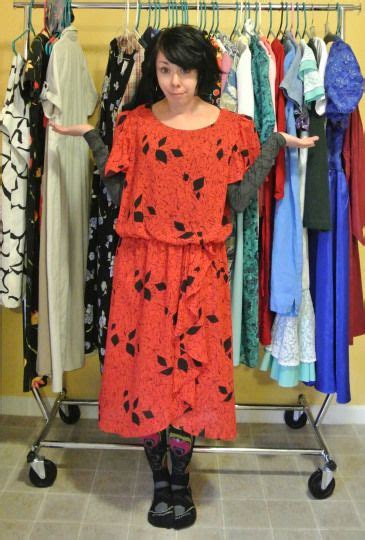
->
(171, 473, 197, 530)
(147, 471, 174, 529)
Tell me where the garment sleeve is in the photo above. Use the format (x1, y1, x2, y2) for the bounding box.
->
(227, 115, 261, 185)
(41, 48, 62, 118)
(83, 129, 124, 207)
(228, 132, 286, 212)
(104, 111, 131, 176)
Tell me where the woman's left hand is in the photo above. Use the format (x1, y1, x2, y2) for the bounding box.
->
(279, 132, 319, 148)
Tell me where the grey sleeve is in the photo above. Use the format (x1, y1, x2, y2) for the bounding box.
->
(228, 132, 286, 213)
(83, 129, 124, 206)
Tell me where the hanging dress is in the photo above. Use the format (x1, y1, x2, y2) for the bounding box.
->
(0, 54, 30, 308)
(309, 38, 363, 403)
(98, 105, 260, 440)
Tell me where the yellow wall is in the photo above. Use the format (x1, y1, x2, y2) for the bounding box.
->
(1, 0, 364, 405)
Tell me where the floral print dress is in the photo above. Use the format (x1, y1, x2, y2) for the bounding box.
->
(98, 104, 260, 440)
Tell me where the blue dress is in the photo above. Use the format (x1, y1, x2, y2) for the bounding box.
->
(309, 38, 363, 403)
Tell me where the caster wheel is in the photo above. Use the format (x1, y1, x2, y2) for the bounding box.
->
(284, 410, 307, 429)
(59, 404, 81, 425)
(29, 459, 57, 488)
(308, 469, 336, 499)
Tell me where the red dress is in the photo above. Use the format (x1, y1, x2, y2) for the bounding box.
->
(98, 105, 260, 440)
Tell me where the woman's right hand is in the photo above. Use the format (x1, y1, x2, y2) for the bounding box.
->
(49, 122, 94, 137)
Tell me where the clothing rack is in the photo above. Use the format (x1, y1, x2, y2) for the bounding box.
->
(13, 0, 362, 498)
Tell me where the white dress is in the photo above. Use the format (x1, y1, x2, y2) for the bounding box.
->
(38, 25, 98, 391)
(0, 54, 30, 308)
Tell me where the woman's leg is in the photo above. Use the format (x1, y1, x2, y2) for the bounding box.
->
(168, 425, 197, 529)
(142, 429, 174, 528)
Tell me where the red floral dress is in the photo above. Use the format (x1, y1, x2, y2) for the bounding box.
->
(98, 104, 260, 440)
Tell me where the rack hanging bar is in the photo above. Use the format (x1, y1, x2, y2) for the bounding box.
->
(13, 1, 362, 11)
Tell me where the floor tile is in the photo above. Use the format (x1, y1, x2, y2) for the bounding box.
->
(2, 416, 42, 429)
(226, 529, 273, 540)
(220, 472, 264, 500)
(29, 521, 80, 540)
(353, 501, 365, 527)
(320, 529, 365, 540)
(190, 472, 221, 500)
(261, 472, 308, 500)
(218, 454, 259, 473)
(79, 522, 128, 540)
(194, 498, 224, 528)
(85, 494, 132, 524)
(0, 491, 45, 521)
(321, 425, 357, 438)
(59, 449, 101, 470)
(267, 500, 316, 529)
(272, 529, 321, 539)
(0, 443, 27, 467)
(47, 467, 95, 494)
(222, 499, 270, 528)
(128, 525, 176, 539)
(344, 476, 365, 501)
(98, 449, 140, 471)
(5, 465, 51, 493)
(0, 467, 14, 491)
(335, 455, 365, 477)
(257, 455, 298, 473)
(0, 520, 32, 540)
(176, 527, 224, 539)
(92, 470, 136, 495)
(310, 500, 363, 529)
(191, 453, 219, 472)
(37, 493, 88, 522)
(323, 436, 365, 455)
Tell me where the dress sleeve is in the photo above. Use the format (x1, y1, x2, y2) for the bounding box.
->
(227, 114, 261, 185)
(104, 111, 132, 176)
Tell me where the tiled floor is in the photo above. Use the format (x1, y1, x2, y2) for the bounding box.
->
(1, 414, 365, 539)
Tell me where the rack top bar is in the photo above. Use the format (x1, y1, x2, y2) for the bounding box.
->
(13, 1, 363, 10)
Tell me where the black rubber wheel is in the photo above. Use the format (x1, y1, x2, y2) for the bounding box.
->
(29, 459, 57, 488)
(59, 404, 81, 424)
(284, 410, 307, 429)
(308, 469, 336, 499)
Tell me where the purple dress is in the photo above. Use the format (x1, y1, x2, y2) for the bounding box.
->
(309, 38, 363, 403)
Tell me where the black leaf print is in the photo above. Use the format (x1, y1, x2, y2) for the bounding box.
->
(197, 232, 203, 237)
(179, 232, 194, 239)
(160, 367, 174, 375)
(207, 315, 219, 323)
(157, 355, 167, 366)
(143, 410, 154, 419)
(178, 357, 188, 372)
(193, 177, 205, 191)
(144, 288, 151, 301)
(142, 134, 148, 142)
(126, 343, 135, 356)
(212, 261, 217, 269)
(219, 386, 228, 394)
(123, 390, 129, 397)
(183, 173, 189, 181)
(111, 323, 116, 329)
(132, 412, 140, 425)
(224, 392, 233, 402)
(172, 312, 178, 326)
(158, 136, 167, 147)
(192, 358, 202, 367)
(156, 149, 167, 163)
(224, 337, 232, 352)
(217, 148, 224, 160)
(144, 271, 151, 283)
(133, 398, 139, 409)
(184, 406, 193, 414)
(181, 275, 195, 292)
(143, 142, 149, 154)
(172, 148, 183, 157)
(232, 144, 238, 152)
(117, 114, 127, 126)
(134, 212, 144, 222)
(135, 279, 143, 292)
(155, 282, 167, 291)
(111, 334, 119, 346)
(241, 149, 249, 157)
(147, 206, 156, 215)
(174, 221, 185, 231)
(198, 307, 202, 318)
(217, 138, 222, 145)
(194, 266, 200, 272)
(222, 215, 229, 225)
(196, 193, 201, 200)
(134, 194, 142, 208)
(164, 307, 169, 315)
(128, 329, 136, 340)
(135, 270, 140, 276)
(186, 326, 201, 335)
(123, 400, 130, 412)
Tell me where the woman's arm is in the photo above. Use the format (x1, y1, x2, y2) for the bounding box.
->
(228, 132, 319, 213)
(49, 122, 123, 206)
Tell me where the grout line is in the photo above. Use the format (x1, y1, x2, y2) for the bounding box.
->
(215, 463, 226, 540)
(76, 451, 100, 539)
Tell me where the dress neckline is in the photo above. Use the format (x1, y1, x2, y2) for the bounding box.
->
(146, 104, 223, 133)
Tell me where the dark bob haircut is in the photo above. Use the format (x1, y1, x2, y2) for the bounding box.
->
(126, 25, 221, 108)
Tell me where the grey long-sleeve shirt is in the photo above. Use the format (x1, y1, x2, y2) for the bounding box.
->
(84, 129, 286, 212)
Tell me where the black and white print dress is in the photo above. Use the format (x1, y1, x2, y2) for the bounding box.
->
(0, 54, 30, 308)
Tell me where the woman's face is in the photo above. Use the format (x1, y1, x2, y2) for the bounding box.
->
(155, 50, 199, 105)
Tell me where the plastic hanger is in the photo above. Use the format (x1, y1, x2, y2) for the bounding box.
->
(309, 2, 316, 38)
(324, 3, 341, 43)
(229, 0, 239, 40)
(11, 0, 36, 56)
(208, 0, 216, 36)
(301, 2, 311, 40)
(275, 2, 284, 38)
(295, 2, 301, 39)
(267, 2, 276, 39)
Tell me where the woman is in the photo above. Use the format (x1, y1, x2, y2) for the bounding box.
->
(51, 25, 318, 530)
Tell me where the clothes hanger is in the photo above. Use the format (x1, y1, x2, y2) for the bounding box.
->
(267, 2, 276, 40)
(295, 2, 301, 40)
(133, 0, 141, 37)
(301, 2, 311, 40)
(229, 0, 239, 40)
(275, 2, 284, 39)
(208, 0, 216, 36)
(309, 2, 316, 38)
(12, 0, 36, 55)
(324, 3, 341, 43)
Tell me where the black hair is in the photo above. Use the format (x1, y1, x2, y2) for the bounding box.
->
(125, 25, 221, 109)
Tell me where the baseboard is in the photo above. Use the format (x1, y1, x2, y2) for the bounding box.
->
(1, 395, 365, 424)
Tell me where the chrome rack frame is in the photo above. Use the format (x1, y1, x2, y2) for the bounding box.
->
(14, 0, 362, 496)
